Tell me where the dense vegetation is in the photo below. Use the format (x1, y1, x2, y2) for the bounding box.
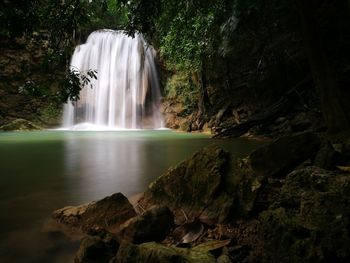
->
(121, 0, 350, 134)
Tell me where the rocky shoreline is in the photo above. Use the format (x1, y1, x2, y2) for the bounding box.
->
(47, 132, 350, 263)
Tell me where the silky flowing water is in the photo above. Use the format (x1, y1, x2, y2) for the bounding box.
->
(63, 30, 163, 130)
(0, 130, 264, 262)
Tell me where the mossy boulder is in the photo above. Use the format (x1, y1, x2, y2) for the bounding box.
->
(256, 166, 350, 262)
(75, 231, 119, 263)
(118, 206, 174, 244)
(250, 132, 321, 177)
(138, 146, 233, 224)
(137, 133, 326, 224)
(111, 242, 216, 263)
(0, 118, 42, 131)
(138, 133, 319, 224)
(52, 193, 137, 235)
(313, 141, 337, 169)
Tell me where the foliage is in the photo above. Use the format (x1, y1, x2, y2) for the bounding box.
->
(123, 0, 232, 72)
(234, 0, 263, 16)
(121, 0, 160, 38)
(0, 0, 41, 38)
(165, 73, 198, 116)
(38, 103, 62, 124)
(110, 0, 234, 117)
(1, 0, 237, 106)
(0, 0, 126, 44)
(19, 68, 97, 104)
(39, 0, 127, 66)
(159, 9, 214, 71)
(1, 0, 122, 105)
(18, 80, 48, 98)
(58, 68, 98, 103)
(0, 0, 269, 114)
(79, 0, 129, 32)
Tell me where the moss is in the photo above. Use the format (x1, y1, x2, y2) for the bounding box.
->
(141, 146, 232, 224)
(115, 242, 216, 263)
(38, 103, 62, 126)
(0, 118, 42, 131)
(165, 72, 198, 117)
(256, 167, 350, 262)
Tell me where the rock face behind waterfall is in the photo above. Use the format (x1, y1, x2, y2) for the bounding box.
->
(62, 30, 164, 130)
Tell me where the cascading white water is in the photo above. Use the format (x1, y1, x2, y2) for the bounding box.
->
(62, 30, 164, 130)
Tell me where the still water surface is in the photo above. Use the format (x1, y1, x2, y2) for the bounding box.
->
(0, 130, 263, 262)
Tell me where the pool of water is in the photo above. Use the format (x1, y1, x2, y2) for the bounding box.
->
(0, 130, 263, 262)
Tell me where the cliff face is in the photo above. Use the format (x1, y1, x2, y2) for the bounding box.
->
(0, 35, 63, 127)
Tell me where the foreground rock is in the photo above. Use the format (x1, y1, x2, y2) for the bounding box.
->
(55, 132, 350, 262)
(75, 230, 119, 263)
(0, 118, 42, 131)
(138, 133, 322, 224)
(255, 166, 350, 262)
(52, 193, 137, 235)
(249, 132, 320, 177)
(74, 231, 217, 263)
(118, 206, 174, 244)
(137, 146, 233, 224)
(111, 242, 216, 263)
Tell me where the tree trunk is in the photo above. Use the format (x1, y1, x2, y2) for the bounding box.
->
(295, 0, 350, 133)
(197, 69, 209, 116)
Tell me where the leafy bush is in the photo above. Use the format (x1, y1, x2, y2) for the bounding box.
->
(58, 67, 97, 103)
(165, 73, 198, 116)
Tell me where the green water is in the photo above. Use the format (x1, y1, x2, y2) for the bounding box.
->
(0, 130, 263, 262)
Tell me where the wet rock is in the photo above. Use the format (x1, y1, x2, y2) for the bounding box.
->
(227, 157, 265, 218)
(313, 141, 337, 169)
(289, 112, 311, 132)
(137, 134, 324, 225)
(0, 118, 42, 131)
(137, 145, 268, 223)
(138, 146, 232, 224)
(334, 141, 350, 166)
(274, 116, 287, 124)
(75, 232, 119, 263)
(118, 206, 174, 244)
(178, 221, 205, 244)
(215, 105, 231, 124)
(52, 193, 137, 235)
(179, 119, 192, 132)
(220, 156, 272, 220)
(256, 166, 350, 262)
(111, 242, 216, 263)
(201, 122, 211, 133)
(217, 254, 232, 263)
(193, 239, 231, 252)
(250, 132, 321, 177)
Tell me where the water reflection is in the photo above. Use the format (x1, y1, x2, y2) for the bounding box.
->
(62, 131, 210, 202)
(64, 132, 146, 202)
(62, 131, 265, 203)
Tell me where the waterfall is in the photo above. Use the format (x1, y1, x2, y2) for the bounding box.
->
(62, 30, 164, 130)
